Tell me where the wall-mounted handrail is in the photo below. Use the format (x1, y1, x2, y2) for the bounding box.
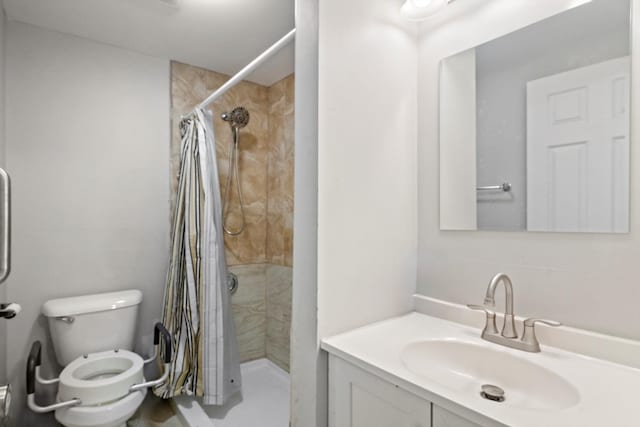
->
(0, 168, 11, 284)
(477, 182, 511, 192)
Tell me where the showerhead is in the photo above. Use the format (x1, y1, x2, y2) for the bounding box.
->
(221, 107, 250, 129)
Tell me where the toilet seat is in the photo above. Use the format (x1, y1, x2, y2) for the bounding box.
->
(58, 350, 144, 406)
(55, 387, 147, 427)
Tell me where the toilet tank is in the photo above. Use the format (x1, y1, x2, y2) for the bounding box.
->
(42, 290, 143, 366)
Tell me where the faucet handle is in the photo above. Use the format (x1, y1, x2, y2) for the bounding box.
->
(467, 304, 494, 314)
(521, 318, 562, 352)
(523, 318, 562, 328)
(467, 304, 498, 335)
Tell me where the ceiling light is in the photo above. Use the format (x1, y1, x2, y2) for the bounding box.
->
(400, 0, 449, 21)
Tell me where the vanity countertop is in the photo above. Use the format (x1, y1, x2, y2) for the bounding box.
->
(321, 312, 640, 427)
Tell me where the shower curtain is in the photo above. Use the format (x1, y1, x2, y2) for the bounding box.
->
(154, 108, 241, 405)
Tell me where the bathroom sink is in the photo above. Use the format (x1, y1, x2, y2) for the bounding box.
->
(401, 339, 580, 410)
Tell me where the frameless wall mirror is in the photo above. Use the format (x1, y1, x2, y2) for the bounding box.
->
(439, 0, 631, 233)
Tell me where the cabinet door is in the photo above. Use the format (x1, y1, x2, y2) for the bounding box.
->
(329, 355, 431, 427)
(432, 405, 482, 427)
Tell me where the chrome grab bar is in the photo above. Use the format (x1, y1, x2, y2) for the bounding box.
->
(477, 182, 511, 192)
(0, 168, 10, 284)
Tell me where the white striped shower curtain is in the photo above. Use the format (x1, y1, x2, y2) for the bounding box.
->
(154, 108, 241, 405)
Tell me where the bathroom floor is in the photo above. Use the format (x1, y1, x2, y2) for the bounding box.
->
(127, 395, 184, 427)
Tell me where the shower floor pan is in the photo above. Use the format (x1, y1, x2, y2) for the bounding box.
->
(173, 358, 290, 427)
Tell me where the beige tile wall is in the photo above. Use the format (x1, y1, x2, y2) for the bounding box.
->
(265, 74, 294, 371)
(171, 62, 270, 265)
(229, 264, 267, 362)
(266, 264, 292, 371)
(170, 62, 293, 371)
(267, 75, 295, 267)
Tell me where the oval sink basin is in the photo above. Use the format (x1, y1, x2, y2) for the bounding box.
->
(401, 339, 580, 410)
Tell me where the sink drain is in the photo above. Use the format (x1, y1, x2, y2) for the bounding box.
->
(480, 384, 505, 402)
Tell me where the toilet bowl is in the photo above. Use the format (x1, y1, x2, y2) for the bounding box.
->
(27, 290, 172, 427)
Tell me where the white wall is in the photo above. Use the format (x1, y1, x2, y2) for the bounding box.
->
(303, 1, 417, 422)
(417, 0, 640, 340)
(317, 0, 417, 338)
(290, 0, 322, 425)
(5, 21, 169, 416)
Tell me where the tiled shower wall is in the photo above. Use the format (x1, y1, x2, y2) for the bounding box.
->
(170, 61, 294, 372)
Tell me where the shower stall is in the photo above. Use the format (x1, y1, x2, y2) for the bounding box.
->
(169, 30, 295, 427)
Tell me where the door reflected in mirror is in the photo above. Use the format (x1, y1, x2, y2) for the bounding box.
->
(439, 0, 631, 233)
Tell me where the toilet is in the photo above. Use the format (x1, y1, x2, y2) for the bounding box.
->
(26, 290, 171, 427)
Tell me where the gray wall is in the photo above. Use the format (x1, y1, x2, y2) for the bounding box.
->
(0, 7, 6, 388)
(5, 22, 170, 420)
(475, 1, 630, 230)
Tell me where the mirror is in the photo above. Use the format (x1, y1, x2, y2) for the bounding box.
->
(439, 0, 631, 233)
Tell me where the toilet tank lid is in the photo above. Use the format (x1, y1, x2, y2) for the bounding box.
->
(42, 289, 143, 317)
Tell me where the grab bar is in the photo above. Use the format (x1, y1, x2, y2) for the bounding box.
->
(26, 341, 81, 413)
(131, 322, 172, 392)
(477, 182, 511, 192)
(0, 168, 10, 284)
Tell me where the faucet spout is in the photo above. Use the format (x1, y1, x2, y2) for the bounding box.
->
(484, 273, 517, 338)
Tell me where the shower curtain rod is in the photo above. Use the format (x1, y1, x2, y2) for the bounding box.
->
(196, 28, 296, 111)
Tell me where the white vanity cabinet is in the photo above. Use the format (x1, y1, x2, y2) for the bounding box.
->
(323, 311, 640, 426)
(432, 405, 482, 427)
(328, 355, 481, 427)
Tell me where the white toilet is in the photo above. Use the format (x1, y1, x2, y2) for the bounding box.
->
(27, 290, 171, 427)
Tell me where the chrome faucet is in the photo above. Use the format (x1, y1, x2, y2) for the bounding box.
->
(468, 273, 561, 353)
(484, 273, 517, 338)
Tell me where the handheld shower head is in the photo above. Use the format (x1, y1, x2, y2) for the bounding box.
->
(221, 106, 250, 236)
(221, 107, 250, 129)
